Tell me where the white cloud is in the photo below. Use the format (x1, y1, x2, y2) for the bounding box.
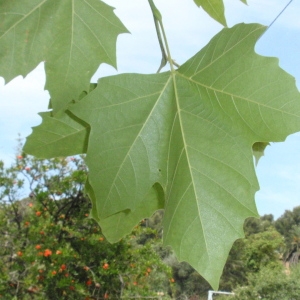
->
(0, 63, 49, 164)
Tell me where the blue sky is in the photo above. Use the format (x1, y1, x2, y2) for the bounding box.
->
(0, 0, 299, 218)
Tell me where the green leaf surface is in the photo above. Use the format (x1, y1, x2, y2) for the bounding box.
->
(70, 23, 300, 288)
(23, 84, 98, 158)
(23, 109, 89, 158)
(0, 0, 128, 112)
(87, 180, 165, 243)
(193, 0, 247, 26)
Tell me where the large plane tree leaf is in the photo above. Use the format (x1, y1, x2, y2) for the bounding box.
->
(69, 23, 300, 288)
(0, 0, 128, 112)
(193, 0, 247, 26)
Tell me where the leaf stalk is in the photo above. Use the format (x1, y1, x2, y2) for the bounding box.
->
(147, 0, 179, 73)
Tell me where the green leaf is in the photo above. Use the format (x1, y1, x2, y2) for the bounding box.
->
(23, 109, 89, 158)
(0, 0, 128, 112)
(193, 0, 247, 26)
(23, 84, 98, 158)
(87, 180, 165, 243)
(69, 23, 300, 288)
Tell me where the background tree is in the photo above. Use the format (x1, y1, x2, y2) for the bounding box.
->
(221, 265, 300, 300)
(0, 148, 173, 299)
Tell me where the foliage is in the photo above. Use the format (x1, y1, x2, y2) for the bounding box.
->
(275, 207, 300, 236)
(241, 229, 284, 273)
(0, 152, 173, 299)
(219, 217, 283, 291)
(244, 215, 274, 236)
(1, 0, 300, 288)
(217, 219, 296, 299)
(221, 265, 300, 300)
(275, 206, 300, 261)
(2, 146, 300, 299)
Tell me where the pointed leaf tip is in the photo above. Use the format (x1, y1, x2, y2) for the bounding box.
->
(193, 0, 248, 26)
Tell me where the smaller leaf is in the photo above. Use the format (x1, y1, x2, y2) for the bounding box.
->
(193, 0, 247, 26)
(252, 142, 270, 166)
(194, 0, 227, 26)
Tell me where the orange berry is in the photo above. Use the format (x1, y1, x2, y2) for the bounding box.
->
(35, 211, 42, 217)
(35, 245, 41, 250)
(56, 250, 62, 255)
(60, 264, 67, 270)
(51, 270, 57, 275)
(86, 279, 92, 286)
(17, 251, 23, 257)
(102, 263, 109, 270)
(43, 249, 52, 257)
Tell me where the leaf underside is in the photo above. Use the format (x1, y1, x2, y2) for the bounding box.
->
(24, 23, 300, 288)
(23, 109, 89, 158)
(23, 84, 97, 158)
(193, 0, 247, 26)
(0, 0, 128, 112)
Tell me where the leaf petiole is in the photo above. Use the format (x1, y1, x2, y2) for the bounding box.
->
(147, 0, 179, 72)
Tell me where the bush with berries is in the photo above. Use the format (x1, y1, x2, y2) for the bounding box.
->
(0, 145, 174, 299)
